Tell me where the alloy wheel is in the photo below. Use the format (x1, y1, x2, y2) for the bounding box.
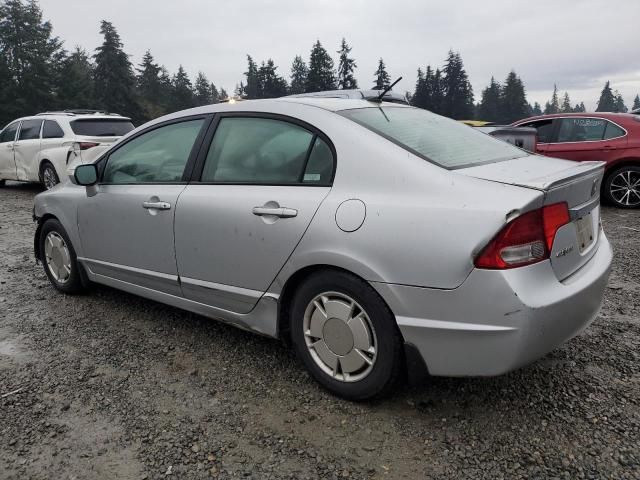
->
(609, 169, 640, 207)
(42, 166, 58, 190)
(303, 291, 377, 382)
(44, 231, 72, 284)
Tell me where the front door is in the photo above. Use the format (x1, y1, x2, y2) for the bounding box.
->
(13, 119, 43, 181)
(0, 121, 20, 180)
(175, 115, 335, 313)
(77, 117, 208, 295)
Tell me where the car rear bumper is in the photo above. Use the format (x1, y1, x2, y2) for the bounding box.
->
(372, 232, 613, 377)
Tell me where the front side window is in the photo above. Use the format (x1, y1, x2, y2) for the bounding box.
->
(201, 117, 332, 184)
(103, 119, 205, 184)
(43, 120, 65, 139)
(18, 119, 43, 140)
(557, 118, 607, 143)
(0, 121, 20, 143)
(521, 119, 555, 143)
(340, 107, 527, 169)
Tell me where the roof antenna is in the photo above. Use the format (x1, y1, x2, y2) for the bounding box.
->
(376, 76, 402, 102)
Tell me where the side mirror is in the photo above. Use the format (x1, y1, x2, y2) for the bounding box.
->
(74, 164, 98, 186)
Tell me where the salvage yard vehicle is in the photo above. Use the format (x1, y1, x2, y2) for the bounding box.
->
(33, 98, 612, 400)
(514, 112, 640, 208)
(0, 110, 134, 189)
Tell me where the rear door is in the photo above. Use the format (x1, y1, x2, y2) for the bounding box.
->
(13, 119, 43, 181)
(0, 121, 20, 180)
(175, 114, 335, 313)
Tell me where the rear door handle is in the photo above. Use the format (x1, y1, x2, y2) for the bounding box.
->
(142, 201, 171, 210)
(252, 206, 298, 218)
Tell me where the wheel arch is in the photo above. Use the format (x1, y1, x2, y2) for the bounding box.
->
(34, 213, 60, 261)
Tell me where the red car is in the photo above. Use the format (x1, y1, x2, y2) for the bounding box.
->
(513, 113, 640, 208)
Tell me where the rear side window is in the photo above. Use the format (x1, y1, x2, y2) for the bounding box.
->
(603, 121, 625, 139)
(0, 121, 20, 143)
(201, 117, 333, 185)
(42, 120, 65, 139)
(340, 107, 526, 169)
(103, 119, 205, 184)
(520, 119, 555, 143)
(18, 119, 43, 140)
(557, 118, 606, 142)
(70, 119, 134, 137)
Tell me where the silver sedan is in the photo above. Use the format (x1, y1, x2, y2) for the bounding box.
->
(33, 98, 612, 400)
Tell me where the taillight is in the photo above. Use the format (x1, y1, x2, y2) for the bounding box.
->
(475, 202, 570, 269)
(78, 142, 99, 150)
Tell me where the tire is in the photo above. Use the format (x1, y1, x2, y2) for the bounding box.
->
(289, 270, 403, 401)
(40, 161, 60, 190)
(603, 165, 640, 209)
(39, 218, 86, 294)
(0, 179, 5, 187)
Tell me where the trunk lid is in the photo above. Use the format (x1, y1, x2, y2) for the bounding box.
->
(459, 155, 605, 280)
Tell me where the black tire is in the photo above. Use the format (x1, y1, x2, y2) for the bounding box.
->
(603, 165, 640, 209)
(289, 270, 403, 401)
(40, 161, 60, 190)
(0, 179, 5, 187)
(39, 218, 86, 294)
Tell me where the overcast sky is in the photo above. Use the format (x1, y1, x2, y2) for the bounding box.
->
(39, 0, 640, 110)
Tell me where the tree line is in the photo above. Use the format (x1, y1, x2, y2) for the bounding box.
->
(1, 0, 639, 128)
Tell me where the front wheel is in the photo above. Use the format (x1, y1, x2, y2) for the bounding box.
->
(39, 219, 86, 294)
(290, 270, 403, 400)
(40, 162, 60, 190)
(603, 165, 640, 209)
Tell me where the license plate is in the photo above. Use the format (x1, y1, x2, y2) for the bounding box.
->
(575, 213, 595, 253)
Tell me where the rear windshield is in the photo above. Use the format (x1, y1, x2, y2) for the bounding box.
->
(339, 107, 527, 168)
(70, 119, 134, 137)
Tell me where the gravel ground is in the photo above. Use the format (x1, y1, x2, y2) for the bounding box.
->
(1, 182, 639, 480)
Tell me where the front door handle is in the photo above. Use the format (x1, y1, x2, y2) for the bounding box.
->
(143, 201, 171, 210)
(252, 206, 298, 218)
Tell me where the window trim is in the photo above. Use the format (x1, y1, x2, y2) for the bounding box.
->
(519, 116, 628, 145)
(189, 111, 337, 187)
(97, 114, 213, 186)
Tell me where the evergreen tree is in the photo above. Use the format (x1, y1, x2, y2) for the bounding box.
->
(336, 38, 357, 89)
(544, 84, 560, 114)
(430, 68, 445, 115)
(93, 20, 140, 119)
(373, 58, 391, 90)
(441, 50, 474, 119)
(219, 87, 228, 100)
(573, 102, 586, 113)
(500, 71, 528, 123)
(289, 55, 308, 94)
(194, 71, 212, 106)
(478, 76, 502, 122)
(0, 0, 64, 124)
(136, 50, 163, 119)
(57, 47, 95, 109)
(561, 92, 572, 113)
(596, 81, 616, 112)
(412, 68, 427, 109)
(243, 55, 259, 99)
(170, 65, 194, 111)
(531, 102, 542, 115)
(305, 40, 336, 92)
(633, 94, 640, 110)
(210, 82, 219, 103)
(257, 59, 288, 98)
(613, 91, 627, 113)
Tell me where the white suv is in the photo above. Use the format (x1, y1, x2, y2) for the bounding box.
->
(0, 110, 134, 189)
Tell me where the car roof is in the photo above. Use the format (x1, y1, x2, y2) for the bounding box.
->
(9, 112, 131, 123)
(516, 112, 637, 123)
(287, 89, 408, 102)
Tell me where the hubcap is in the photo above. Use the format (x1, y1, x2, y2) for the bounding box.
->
(43, 167, 58, 190)
(44, 232, 72, 284)
(610, 170, 640, 207)
(303, 292, 377, 383)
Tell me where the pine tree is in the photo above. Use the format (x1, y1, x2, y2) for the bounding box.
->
(219, 87, 228, 100)
(544, 84, 560, 114)
(430, 68, 445, 115)
(478, 77, 502, 122)
(305, 40, 336, 92)
(93, 20, 140, 119)
(136, 50, 163, 120)
(412, 68, 427, 109)
(257, 59, 288, 98)
(613, 91, 627, 113)
(289, 55, 308, 95)
(441, 50, 474, 119)
(0, 0, 64, 124)
(573, 102, 586, 113)
(561, 92, 572, 113)
(336, 38, 357, 89)
(500, 71, 528, 123)
(210, 82, 219, 103)
(531, 102, 542, 115)
(373, 58, 391, 90)
(244, 55, 259, 99)
(633, 94, 640, 110)
(170, 66, 194, 111)
(194, 72, 212, 106)
(596, 81, 616, 112)
(57, 47, 95, 110)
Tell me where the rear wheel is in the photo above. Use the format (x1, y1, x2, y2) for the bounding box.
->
(39, 219, 86, 294)
(603, 165, 640, 209)
(0, 179, 5, 187)
(40, 161, 59, 190)
(289, 270, 403, 400)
